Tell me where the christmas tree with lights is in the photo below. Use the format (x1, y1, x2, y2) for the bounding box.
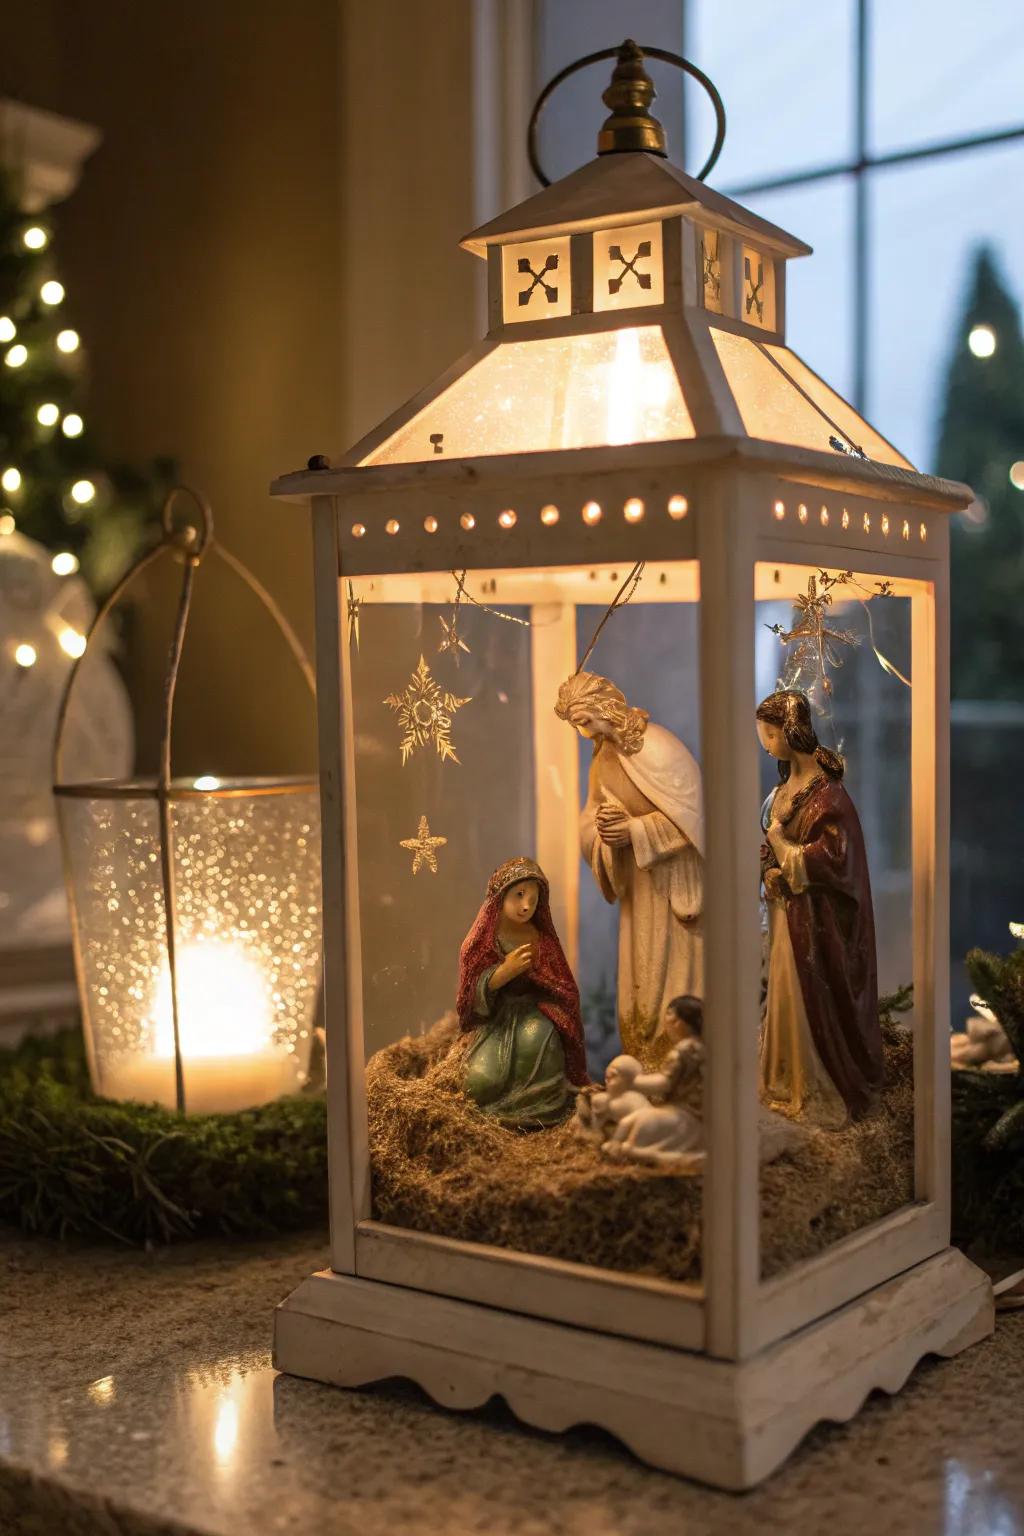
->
(0, 167, 174, 591)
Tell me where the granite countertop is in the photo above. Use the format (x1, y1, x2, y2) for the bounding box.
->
(1, 1227, 1022, 1536)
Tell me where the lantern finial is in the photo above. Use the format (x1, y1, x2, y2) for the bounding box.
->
(597, 39, 667, 159)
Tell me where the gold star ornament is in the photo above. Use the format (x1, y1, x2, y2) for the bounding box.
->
(400, 815, 447, 874)
(384, 655, 471, 765)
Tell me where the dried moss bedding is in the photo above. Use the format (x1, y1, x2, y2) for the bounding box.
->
(367, 1011, 915, 1282)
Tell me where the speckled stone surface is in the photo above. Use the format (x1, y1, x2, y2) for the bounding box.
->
(1, 1226, 1022, 1536)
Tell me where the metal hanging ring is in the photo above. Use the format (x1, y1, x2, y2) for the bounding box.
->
(527, 46, 727, 189)
(161, 483, 214, 560)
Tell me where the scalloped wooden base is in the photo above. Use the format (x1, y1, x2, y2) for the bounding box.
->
(273, 1246, 992, 1490)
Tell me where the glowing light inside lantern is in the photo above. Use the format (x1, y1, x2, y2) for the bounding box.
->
(193, 775, 221, 790)
(968, 325, 996, 358)
(150, 943, 273, 1061)
(58, 627, 87, 658)
(604, 326, 676, 447)
(52, 551, 79, 575)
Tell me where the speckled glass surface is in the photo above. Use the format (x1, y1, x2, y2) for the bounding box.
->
(58, 782, 321, 1113)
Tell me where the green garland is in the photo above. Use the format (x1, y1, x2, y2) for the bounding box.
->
(0, 1029, 327, 1244)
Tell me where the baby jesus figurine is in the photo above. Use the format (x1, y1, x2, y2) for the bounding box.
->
(575, 996, 706, 1171)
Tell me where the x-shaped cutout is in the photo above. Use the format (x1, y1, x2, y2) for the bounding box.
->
(744, 255, 765, 320)
(607, 240, 652, 295)
(702, 235, 721, 300)
(517, 252, 559, 306)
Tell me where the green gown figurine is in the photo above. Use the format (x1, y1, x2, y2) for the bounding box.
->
(456, 857, 588, 1127)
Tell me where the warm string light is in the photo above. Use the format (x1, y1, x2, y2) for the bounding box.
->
(0, 317, 15, 342)
(56, 329, 80, 354)
(40, 280, 65, 306)
(51, 551, 79, 575)
(5, 343, 28, 368)
(58, 627, 87, 658)
(62, 413, 84, 437)
(0, 514, 15, 536)
(37, 402, 59, 426)
(71, 479, 96, 506)
(14, 643, 37, 668)
(968, 324, 996, 358)
(23, 226, 48, 250)
(1, 468, 21, 493)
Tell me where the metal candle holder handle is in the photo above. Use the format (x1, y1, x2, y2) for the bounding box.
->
(527, 38, 727, 189)
(53, 487, 316, 1115)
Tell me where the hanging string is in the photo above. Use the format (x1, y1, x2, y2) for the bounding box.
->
(575, 560, 646, 675)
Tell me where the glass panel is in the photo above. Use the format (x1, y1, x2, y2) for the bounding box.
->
(364, 327, 694, 464)
(686, 0, 856, 187)
(352, 561, 706, 1283)
(712, 327, 912, 466)
(754, 562, 918, 1277)
(869, 0, 1024, 157)
(58, 782, 321, 1114)
(744, 176, 856, 400)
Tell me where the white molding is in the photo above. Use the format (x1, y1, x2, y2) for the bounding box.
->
(0, 100, 101, 211)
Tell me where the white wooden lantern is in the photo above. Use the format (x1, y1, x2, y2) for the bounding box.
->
(273, 44, 993, 1488)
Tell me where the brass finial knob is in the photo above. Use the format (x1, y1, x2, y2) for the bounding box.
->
(597, 39, 667, 158)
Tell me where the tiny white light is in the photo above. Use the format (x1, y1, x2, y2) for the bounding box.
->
(1009, 461, 1024, 490)
(668, 494, 689, 519)
(498, 508, 517, 529)
(23, 226, 48, 250)
(70, 478, 96, 505)
(61, 412, 84, 437)
(51, 551, 79, 575)
(351, 523, 366, 538)
(968, 324, 996, 358)
(56, 329, 80, 354)
(40, 280, 65, 306)
(385, 518, 399, 535)
(193, 775, 221, 791)
(540, 504, 560, 526)
(460, 513, 476, 531)
(15, 643, 37, 667)
(58, 627, 87, 658)
(37, 402, 60, 426)
(582, 500, 602, 525)
(0, 317, 15, 342)
(1, 467, 21, 493)
(423, 515, 438, 533)
(0, 514, 15, 536)
(623, 497, 645, 523)
(5, 343, 28, 368)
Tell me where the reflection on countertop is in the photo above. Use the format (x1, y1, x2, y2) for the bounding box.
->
(0, 1227, 1022, 1536)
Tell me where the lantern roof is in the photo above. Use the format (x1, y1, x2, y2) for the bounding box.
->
(461, 151, 811, 260)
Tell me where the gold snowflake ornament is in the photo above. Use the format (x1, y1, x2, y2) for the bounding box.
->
(400, 814, 447, 874)
(384, 654, 471, 765)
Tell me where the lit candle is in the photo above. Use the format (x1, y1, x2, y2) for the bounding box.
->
(100, 942, 301, 1113)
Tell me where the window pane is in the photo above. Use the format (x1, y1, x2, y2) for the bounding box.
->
(866, 141, 1024, 472)
(744, 177, 856, 399)
(535, 0, 686, 185)
(686, 0, 856, 187)
(869, 0, 1024, 157)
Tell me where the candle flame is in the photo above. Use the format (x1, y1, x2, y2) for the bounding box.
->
(150, 942, 273, 1059)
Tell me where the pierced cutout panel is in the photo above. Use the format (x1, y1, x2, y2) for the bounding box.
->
(741, 247, 775, 330)
(711, 329, 912, 467)
(364, 327, 694, 465)
(501, 237, 572, 324)
(593, 220, 664, 313)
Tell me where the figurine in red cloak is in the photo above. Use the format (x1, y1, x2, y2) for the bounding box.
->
(756, 691, 883, 1127)
(457, 856, 587, 1127)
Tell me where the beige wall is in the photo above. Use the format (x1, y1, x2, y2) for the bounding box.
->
(0, 0, 479, 776)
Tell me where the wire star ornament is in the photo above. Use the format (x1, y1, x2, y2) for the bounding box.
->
(768, 571, 860, 696)
(384, 655, 471, 765)
(438, 612, 469, 661)
(400, 814, 447, 874)
(346, 580, 362, 650)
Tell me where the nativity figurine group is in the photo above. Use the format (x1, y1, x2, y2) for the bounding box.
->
(450, 673, 883, 1154)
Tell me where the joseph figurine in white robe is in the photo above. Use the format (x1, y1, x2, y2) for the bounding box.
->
(556, 672, 704, 1064)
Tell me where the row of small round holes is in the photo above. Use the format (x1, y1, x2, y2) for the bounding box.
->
(350, 495, 690, 540)
(772, 500, 926, 542)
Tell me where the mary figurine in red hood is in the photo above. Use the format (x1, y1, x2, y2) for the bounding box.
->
(458, 857, 588, 1128)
